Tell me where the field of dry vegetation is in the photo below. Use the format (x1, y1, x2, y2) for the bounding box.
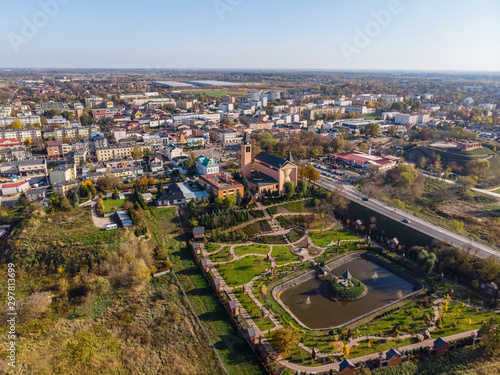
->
(0, 205, 226, 374)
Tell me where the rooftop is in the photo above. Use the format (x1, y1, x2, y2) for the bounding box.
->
(255, 151, 291, 169)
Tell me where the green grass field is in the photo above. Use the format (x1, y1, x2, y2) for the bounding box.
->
(271, 245, 300, 265)
(233, 289, 275, 332)
(309, 227, 360, 247)
(280, 201, 306, 212)
(209, 246, 232, 263)
(102, 198, 127, 213)
(215, 256, 269, 286)
(234, 244, 270, 256)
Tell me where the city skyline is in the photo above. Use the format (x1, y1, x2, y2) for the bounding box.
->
(1, 0, 499, 71)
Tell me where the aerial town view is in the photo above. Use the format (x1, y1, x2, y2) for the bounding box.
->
(0, 1, 499, 374)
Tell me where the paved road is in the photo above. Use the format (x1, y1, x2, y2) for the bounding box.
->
(317, 177, 500, 260)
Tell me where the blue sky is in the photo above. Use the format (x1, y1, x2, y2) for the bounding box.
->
(1, 0, 499, 71)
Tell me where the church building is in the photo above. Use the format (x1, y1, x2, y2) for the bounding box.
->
(240, 132, 298, 194)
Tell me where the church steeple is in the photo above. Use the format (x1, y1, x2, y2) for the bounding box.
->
(240, 132, 252, 179)
(286, 151, 294, 163)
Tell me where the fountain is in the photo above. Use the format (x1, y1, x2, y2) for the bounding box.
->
(280, 259, 416, 329)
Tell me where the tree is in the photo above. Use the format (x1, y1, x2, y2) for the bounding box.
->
(296, 179, 308, 198)
(134, 176, 149, 193)
(23, 138, 32, 146)
(224, 194, 236, 209)
(482, 316, 500, 355)
(284, 181, 294, 200)
(96, 198, 105, 216)
(363, 123, 380, 137)
(331, 134, 347, 153)
(96, 171, 120, 191)
(131, 145, 142, 159)
(270, 327, 300, 357)
(142, 148, 152, 157)
(214, 197, 223, 210)
(299, 165, 321, 183)
(187, 153, 197, 175)
(388, 126, 396, 136)
(9, 118, 22, 129)
(343, 344, 350, 358)
(417, 157, 427, 169)
(468, 159, 490, 179)
(129, 258, 151, 287)
(457, 176, 475, 193)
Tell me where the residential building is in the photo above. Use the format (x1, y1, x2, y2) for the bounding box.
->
(0, 128, 42, 142)
(156, 184, 186, 206)
(215, 130, 242, 145)
(26, 187, 48, 201)
(0, 159, 47, 177)
(1, 181, 30, 195)
(53, 180, 79, 197)
(46, 141, 63, 158)
(0, 139, 21, 150)
(345, 105, 376, 114)
(95, 144, 152, 162)
(49, 164, 76, 184)
(196, 156, 219, 175)
(166, 145, 185, 160)
(197, 173, 243, 198)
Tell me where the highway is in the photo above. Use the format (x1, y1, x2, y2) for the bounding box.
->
(317, 176, 500, 260)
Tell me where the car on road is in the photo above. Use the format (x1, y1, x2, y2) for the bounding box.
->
(362, 197, 370, 201)
(402, 218, 411, 224)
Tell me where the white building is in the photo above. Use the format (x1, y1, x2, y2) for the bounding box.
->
(345, 105, 375, 114)
(195, 156, 219, 175)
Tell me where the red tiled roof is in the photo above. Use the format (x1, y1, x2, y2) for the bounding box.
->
(2, 181, 29, 189)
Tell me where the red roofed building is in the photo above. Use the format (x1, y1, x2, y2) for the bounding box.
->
(329, 151, 398, 172)
(0, 139, 21, 150)
(1, 181, 30, 195)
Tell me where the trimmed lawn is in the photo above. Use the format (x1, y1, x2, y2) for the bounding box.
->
(309, 227, 360, 247)
(234, 244, 270, 256)
(102, 198, 127, 213)
(215, 256, 269, 287)
(356, 305, 433, 337)
(271, 245, 300, 265)
(432, 301, 495, 337)
(286, 228, 305, 243)
(349, 338, 413, 358)
(280, 201, 305, 213)
(233, 289, 275, 332)
(209, 246, 232, 263)
(206, 243, 222, 253)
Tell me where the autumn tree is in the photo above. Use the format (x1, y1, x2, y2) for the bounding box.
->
(131, 145, 142, 159)
(271, 327, 300, 357)
(299, 165, 321, 182)
(130, 258, 152, 287)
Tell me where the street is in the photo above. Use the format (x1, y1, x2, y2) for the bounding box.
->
(317, 176, 500, 260)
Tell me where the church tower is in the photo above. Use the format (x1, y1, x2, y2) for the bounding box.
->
(241, 131, 252, 179)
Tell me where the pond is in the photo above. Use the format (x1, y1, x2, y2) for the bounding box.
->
(280, 258, 415, 329)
